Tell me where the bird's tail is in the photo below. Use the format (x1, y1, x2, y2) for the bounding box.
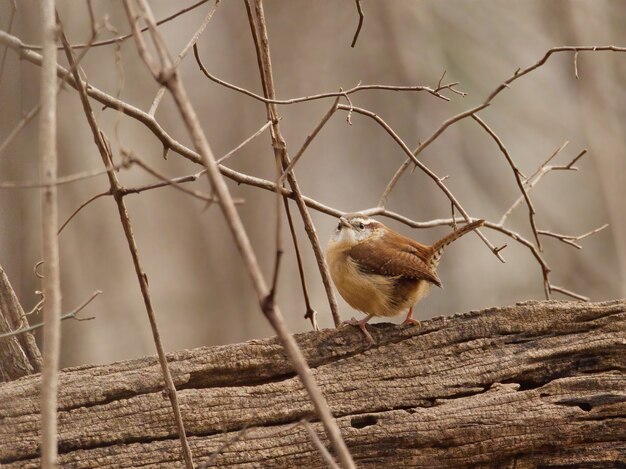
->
(429, 219, 485, 267)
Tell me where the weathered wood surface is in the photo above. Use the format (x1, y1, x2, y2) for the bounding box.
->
(0, 264, 42, 382)
(0, 300, 624, 468)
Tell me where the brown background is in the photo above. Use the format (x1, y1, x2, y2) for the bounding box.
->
(0, 0, 624, 367)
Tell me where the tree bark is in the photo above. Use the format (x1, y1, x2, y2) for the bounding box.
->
(0, 300, 624, 468)
(0, 263, 42, 382)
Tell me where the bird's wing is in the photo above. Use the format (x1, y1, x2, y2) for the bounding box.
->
(348, 237, 442, 287)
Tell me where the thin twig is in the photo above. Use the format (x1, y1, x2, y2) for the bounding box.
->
(21, 0, 210, 50)
(0, 103, 41, 157)
(3, 28, 612, 315)
(216, 120, 272, 164)
(378, 157, 411, 208)
(278, 95, 340, 184)
(350, 0, 364, 48)
(40, 2, 61, 467)
(0, 0, 17, 88)
(472, 114, 542, 250)
(193, 43, 456, 103)
(499, 141, 574, 226)
(538, 224, 609, 250)
(0, 291, 100, 339)
(0, 161, 125, 188)
(285, 197, 318, 330)
(58, 191, 109, 235)
(549, 284, 589, 301)
(338, 103, 506, 262)
(125, 150, 232, 204)
(302, 419, 341, 469)
(201, 427, 251, 467)
(148, 0, 219, 116)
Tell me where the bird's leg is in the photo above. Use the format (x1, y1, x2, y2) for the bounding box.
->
(402, 306, 421, 327)
(341, 314, 375, 345)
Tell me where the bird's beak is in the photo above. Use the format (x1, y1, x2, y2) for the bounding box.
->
(339, 216, 351, 228)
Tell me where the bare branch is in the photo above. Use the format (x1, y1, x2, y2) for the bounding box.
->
(350, 0, 364, 48)
(337, 103, 507, 262)
(538, 224, 609, 250)
(0, 291, 100, 339)
(244, 0, 342, 329)
(124, 150, 231, 204)
(193, 43, 455, 103)
(278, 96, 340, 184)
(0, 0, 17, 88)
(472, 114, 542, 250)
(549, 284, 589, 302)
(499, 141, 574, 226)
(21, 0, 210, 50)
(149, 1, 220, 116)
(0, 162, 125, 189)
(378, 157, 412, 208)
(58, 191, 109, 235)
(40, 2, 61, 466)
(302, 419, 341, 469)
(216, 120, 272, 164)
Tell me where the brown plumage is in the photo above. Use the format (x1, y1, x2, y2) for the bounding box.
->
(327, 214, 484, 343)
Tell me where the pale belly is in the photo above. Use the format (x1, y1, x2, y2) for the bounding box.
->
(328, 252, 430, 318)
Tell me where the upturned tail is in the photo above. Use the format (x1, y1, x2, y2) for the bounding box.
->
(429, 219, 485, 266)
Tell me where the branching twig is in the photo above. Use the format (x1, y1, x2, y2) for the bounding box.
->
(0, 290, 100, 339)
(21, 0, 210, 50)
(2, 25, 615, 339)
(278, 96, 340, 183)
(538, 224, 609, 250)
(337, 103, 506, 262)
(0, 161, 125, 189)
(499, 142, 575, 226)
(193, 43, 457, 103)
(148, 1, 219, 116)
(472, 114, 542, 250)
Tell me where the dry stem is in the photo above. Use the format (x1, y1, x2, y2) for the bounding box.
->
(39, 2, 61, 467)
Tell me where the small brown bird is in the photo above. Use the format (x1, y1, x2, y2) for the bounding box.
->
(327, 214, 484, 343)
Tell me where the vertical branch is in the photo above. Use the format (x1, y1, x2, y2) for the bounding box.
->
(40, 1, 61, 467)
(58, 16, 195, 469)
(121, 1, 354, 466)
(246, 0, 342, 328)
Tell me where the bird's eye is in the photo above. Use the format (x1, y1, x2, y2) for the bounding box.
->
(358, 222, 365, 229)
(337, 222, 342, 231)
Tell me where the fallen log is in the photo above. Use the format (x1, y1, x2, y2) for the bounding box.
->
(0, 300, 624, 467)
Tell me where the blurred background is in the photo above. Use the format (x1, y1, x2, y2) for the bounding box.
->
(0, 0, 624, 368)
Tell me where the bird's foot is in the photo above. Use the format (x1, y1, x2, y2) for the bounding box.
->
(402, 317, 421, 328)
(402, 306, 421, 329)
(341, 317, 375, 346)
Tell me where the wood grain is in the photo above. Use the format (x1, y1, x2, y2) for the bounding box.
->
(1, 300, 624, 467)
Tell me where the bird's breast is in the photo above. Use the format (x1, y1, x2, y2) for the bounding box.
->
(328, 248, 406, 317)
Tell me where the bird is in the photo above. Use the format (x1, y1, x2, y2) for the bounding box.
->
(327, 213, 485, 344)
